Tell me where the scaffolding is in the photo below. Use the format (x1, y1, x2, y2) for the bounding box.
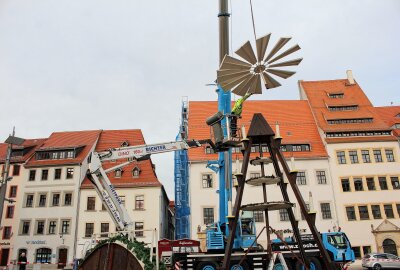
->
(174, 99, 191, 239)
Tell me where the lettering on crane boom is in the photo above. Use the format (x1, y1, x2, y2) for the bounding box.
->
(146, 145, 167, 152)
(102, 190, 122, 224)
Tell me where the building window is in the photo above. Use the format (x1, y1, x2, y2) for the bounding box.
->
(100, 223, 109, 237)
(361, 150, 371, 163)
(6, 206, 14, 218)
(296, 171, 307, 185)
(41, 169, 48, 180)
(25, 194, 34, 207)
(135, 195, 144, 210)
(9, 186, 17, 198)
(354, 178, 364, 191)
(366, 178, 376, 190)
(341, 179, 351, 192)
(202, 174, 213, 188)
(54, 169, 62, 180)
(2, 226, 12, 239)
(253, 211, 264, 222)
(61, 220, 70, 234)
(328, 105, 358, 111)
(379, 177, 388, 190)
(371, 205, 382, 219)
(13, 164, 20, 176)
(38, 194, 47, 207)
(135, 222, 144, 237)
(132, 167, 140, 178)
(352, 246, 361, 259)
(36, 221, 45, 234)
(48, 221, 57, 234)
(203, 208, 214, 224)
(87, 197, 96, 211)
(28, 170, 36, 181)
(349, 151, 359, 164)
(385, 149, 395, 162)
(384, 204, 394, 219)
(67, 151, 74, 158)
(85, 223, 94, 237)
(52, 194, 60, 206)
(358, 206, 369, 220)
(316, 171, 327, 184)
(66, 168, 74, 179)
(119, 196, 125, 206)
(328, 93, 344, 99)
(373, 150, 383, 162)
(397, 204, 400, 217)
(321, 203, 332, 219)
(64, 193, 72, 206)
(346, 206, 356, 221)
(337, 151, 346, 164)
(279, 209, 289, 221)
(327, 118, 373, 124)
(35, 248, 52, 263)
(391, 177, 400, 190)
(21, 221, 30, 235)
(114, 169, 122, 178)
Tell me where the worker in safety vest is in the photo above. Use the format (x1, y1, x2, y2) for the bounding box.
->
(231, 93, 252, 136)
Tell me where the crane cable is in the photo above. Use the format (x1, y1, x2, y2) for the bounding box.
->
(249, 0, 258, 46)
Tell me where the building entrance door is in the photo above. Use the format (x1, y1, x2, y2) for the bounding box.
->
(383, 239, 398, 256)
(0, 248, 10, 266)
(58, 248, 68, 269)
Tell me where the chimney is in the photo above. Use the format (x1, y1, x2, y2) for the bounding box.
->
(346, 70, 355, 85)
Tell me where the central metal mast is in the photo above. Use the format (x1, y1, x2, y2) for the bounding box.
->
(217, 0, 232, 227)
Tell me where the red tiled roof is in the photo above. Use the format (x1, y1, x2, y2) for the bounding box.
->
(187, 100, 328, 161)
(25, 130, 101, 167)
(375, 106, 400, 137)
(0, 138, 47, 164)
(81, 129, 161, 188)
(300, 79, 392, 133)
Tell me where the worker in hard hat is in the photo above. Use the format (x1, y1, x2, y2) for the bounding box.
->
(231, 93, 252, 137)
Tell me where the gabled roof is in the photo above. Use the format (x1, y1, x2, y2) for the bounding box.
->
(0, 138, 47, 164)
(187, 100, 328, 161)
(81, 129, 161, 188)
(25, 130, 101, 167)
(300, 79, 393, 135)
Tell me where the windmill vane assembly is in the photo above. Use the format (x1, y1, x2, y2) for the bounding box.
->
(217, 33, 303, 96)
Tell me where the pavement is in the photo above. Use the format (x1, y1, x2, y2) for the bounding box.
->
(348, 260, 363, 270)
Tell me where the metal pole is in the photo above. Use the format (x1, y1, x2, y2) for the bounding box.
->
(0, 131, 14, 225)
(217, 0, 232, 232)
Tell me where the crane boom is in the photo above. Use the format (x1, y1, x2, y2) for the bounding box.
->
(87, 139, 215, 231)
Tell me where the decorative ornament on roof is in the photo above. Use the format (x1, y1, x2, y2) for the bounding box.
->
(217, 34, 302, 96)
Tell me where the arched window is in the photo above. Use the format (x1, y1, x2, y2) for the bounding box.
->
(35, 248, 52, 263)
(114, 169, 122, 178)
(383, 238, 398, 256)
(132, 167, 141, 178)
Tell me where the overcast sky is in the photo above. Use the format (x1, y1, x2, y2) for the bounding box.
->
(0, 0, 399, 199)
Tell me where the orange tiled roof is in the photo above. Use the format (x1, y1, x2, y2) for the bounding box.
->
(0, 138, 47, 164)
(187, 100, 328, 161)
(375, 106, 400, 137)
(81, 129, 161, 188)
(25, 130, 101, 167)
(300, 79, 392, 133)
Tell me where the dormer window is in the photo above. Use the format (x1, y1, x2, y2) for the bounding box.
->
(132, 167, 141, 178)
(67, 151, 74, 158)
(328, 105, 358, 112)
(121, 141, 130, 147)
(328, 93, 344, 99)
(114, 169, 122, 178)
(396, 114, 400, 118)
